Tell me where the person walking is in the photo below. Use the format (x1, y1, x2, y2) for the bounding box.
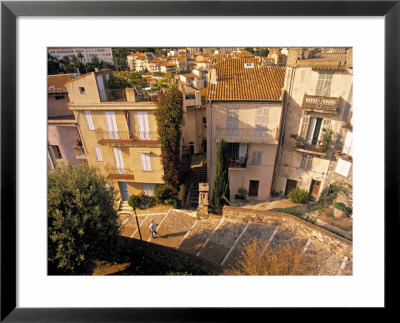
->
(149, 220, 161, 238)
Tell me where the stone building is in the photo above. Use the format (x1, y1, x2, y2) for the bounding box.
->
(65, 69, 164, 204)
(206, 58, 286, 201)
(272, 48, 353, 200)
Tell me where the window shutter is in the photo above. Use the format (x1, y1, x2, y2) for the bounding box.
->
(226, 106, 239, 136)
(299, 116, 310, 140)
(140, 153, 152, 171)
(94, 147, 102, 161)
(84, 111, 95, 130)
(342, 130, 353, 156)
(105, 111, 119, 139)
(335, 158, 352, 177)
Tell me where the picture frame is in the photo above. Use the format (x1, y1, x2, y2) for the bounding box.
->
(1, 0, 398, 321)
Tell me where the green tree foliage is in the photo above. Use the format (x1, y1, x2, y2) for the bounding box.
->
(112, 48, 130, 71)
(48, 53, 60, 75)
(48, 163, 121, 275)
(212, 139, 230, 207)
(155, 87, 183, 189)
(322, 129, 334, 151)
(287, 188, 309, 204)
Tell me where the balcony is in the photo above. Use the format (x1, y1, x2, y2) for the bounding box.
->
(216, 126, 279, 144)
(228, 154, 248, 168)
(96, 130, 160, 147)
(293, 139, 327, 157)
(73, 145, 86, 159)
(105, 165, 135, 181)
(301, 94, 340, 114)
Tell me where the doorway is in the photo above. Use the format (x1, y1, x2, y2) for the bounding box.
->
(249, 180, 259, 197)
(309, 180, 321, 199)
(118, 182, 130, 201)
(285, 179, 298, 196)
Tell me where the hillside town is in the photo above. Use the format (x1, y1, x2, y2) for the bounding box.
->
(48, 47, 353, 276)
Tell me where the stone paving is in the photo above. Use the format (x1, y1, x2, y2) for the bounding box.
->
(120, 209, 352, 275)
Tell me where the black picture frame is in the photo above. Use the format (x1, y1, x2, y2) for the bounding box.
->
(1, 1, 398, 321)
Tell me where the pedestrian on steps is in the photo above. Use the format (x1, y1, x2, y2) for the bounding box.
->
(149, 220, 161, 238)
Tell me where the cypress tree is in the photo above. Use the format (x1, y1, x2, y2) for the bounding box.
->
(213, 139, 230, 207)
(155, 87, 183, 190)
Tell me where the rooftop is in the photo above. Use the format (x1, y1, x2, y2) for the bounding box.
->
(207, 58, 285, 101)
(48, 74, 77, 94)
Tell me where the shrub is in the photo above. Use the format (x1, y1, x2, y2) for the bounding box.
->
(321, 129, 334, 151)
(147, 196, 157, 208)
(334, 202, 352, 214)
(275, 207, 303, 217)
(165, 197, 181, 209)
(154, 184, 178, 205)
(237, 187, 248, 199)
(288, 188, 309, 204)
(128, 194, 141, 210)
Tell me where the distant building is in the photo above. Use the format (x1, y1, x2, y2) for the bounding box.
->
(206, 58, 286, 200)
(47, 73, 86, 169)
(48, 47, 113, 64)
(127, 53, 149, 72)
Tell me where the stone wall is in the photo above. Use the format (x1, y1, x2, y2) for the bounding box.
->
(222, 206, 352, 258)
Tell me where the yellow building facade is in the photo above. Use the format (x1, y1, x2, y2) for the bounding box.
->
(66, 70, 164, 203)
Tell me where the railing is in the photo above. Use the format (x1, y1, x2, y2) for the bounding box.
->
(293, 138, 327, 157)
(73, 145, 86, 158)
(228, 154, 248, 168)
(96, 130, 160, 145)
(216, 126, 279, 143)
(301, 94, 340, 113)
(103, 89, 127, 102)
(105, 165, 135, 180)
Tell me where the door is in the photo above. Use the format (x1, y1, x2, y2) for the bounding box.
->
(137, 111, 151, 140)
(309, 180, 321, 199)
(312, 118, 323, 145)
(285, 179, 297, 196)
(96, 75, 107, 101)
(112, 147, 126, 174)
(118, 182, 129, 201)
(249, 180, 259, 197)
(105, 111, 119, 139)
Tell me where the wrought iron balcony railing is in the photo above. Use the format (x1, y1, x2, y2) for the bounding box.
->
(105, 165, 135, 180)
(95, 130, 160, 146)
(73, 145, 86, 158)
(301, 94, 340, 114)
(228, 154, 248, 168)
(292, 138, 327, 157)
(216, 126, 279, 143)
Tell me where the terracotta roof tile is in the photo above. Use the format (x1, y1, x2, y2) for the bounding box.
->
(207, 58, 285, 101)
(48, 74, 76, 93)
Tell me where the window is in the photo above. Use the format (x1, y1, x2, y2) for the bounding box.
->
(316, 71, 333, 96)
(51, 145, 62, 159)
(185, 94, 195, 100)
(299, 116, 329, 145)
(79, 87, 86, 93)
(94, 147, 103, 161)
(244, 63, 254, 68)
(300, 155, 313, 170)
(251, 151, 262, 165)
(55, 95, 65, 100)
(202, 116, 207, 126)
(84, 111, 95, 130)
(255, 107, 269, 137)
(226, 106, 239, 136)
(143, 183, 156, 196)
(140, 153, 152, 171)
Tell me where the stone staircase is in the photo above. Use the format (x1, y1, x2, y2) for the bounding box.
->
(117, 201, 132, 217)
(187, 165, 207, 209)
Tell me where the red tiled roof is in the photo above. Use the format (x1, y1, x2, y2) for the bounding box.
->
(48, 74, 76, 93)
(207, 58, 285, 101)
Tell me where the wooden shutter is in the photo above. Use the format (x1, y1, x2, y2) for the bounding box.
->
(299, 116, 310, 140)
(140, 153, 152, 171)
(342, 130, 353, 156)
(316, 72, 333, 96)
(94, 147, 102, 161)
(137, 111, 151, 140)
(105, 111, 119, 139)
(226, 106, 239, 137)
(113, 147, 125, 174)
(84, 111, 95, 130)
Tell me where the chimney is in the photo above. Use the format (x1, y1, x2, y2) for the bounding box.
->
(209, 68, 217, 85)
(125, 88, 136, 102)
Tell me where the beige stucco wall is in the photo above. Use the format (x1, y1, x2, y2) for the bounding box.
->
(207, 101, 283, 201)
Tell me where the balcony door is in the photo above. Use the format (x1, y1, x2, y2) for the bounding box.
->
(137, 111, 151, 140)
(309, 179, 321, 199)
(105, 111, 119, 139)
(112, 147, 126, 174)
(226, 106, 239, 137)
(118, 182, 129, 201)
